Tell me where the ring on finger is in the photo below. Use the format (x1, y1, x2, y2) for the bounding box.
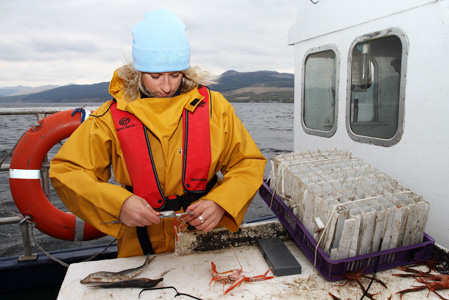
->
(198, 215, 205, 224)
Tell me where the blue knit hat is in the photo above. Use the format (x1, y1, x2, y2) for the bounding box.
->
(132, 9, 190, 73)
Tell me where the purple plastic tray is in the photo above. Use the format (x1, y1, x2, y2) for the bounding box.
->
(259, 179, 435, 281)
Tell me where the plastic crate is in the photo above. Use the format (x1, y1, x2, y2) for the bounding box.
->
(259, 179, 435, 281)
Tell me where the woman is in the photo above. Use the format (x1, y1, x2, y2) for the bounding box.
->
(50, 8, 266, 257)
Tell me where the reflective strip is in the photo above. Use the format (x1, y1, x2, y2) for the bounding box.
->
(74, 216, 84, 241)
(9, 169, 41, 179)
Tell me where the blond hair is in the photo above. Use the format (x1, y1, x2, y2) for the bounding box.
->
(117, 64, 216, 102)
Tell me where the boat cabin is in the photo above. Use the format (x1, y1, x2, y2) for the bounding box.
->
(288, 0, 449, 249)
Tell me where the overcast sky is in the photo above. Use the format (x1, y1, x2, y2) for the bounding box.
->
(0, 0, 299, 88)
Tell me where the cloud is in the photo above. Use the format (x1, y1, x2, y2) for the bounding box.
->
(0, 0, 298, 87)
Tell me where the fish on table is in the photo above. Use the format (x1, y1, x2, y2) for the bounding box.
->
(91, 278, 163, 289)
(80, 255, 155, 284)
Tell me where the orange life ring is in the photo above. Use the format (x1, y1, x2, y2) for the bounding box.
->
(9, 109, 105, 241)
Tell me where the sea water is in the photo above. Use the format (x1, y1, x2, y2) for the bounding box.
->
(0, 102, 293, 257)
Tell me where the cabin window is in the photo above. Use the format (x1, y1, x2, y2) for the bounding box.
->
(302, 45, 339, 137)
(347, 28, 407, 146)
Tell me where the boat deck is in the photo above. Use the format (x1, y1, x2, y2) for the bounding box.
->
(58, 238, 442, 299)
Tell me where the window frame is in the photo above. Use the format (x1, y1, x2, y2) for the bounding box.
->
(301, 44, 340, 138)
(345, 28, 408, 147)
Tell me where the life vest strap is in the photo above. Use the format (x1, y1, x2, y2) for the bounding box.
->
(136, 226, 154, 255)
(163, 175, 218, 211)
(125, 174, 217, 212)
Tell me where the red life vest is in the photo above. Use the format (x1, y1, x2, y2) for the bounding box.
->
(110, 86, 212, 210)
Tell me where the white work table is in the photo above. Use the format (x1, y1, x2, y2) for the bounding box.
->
(58, 221, 440, 299)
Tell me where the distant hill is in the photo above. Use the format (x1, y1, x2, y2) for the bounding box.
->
(0, 86, 29, 97)
(212, 70, 293, 91)
(0, 82, 110, 103)
(9, 85, 59, 96)
(210, 70, 294, 102)
(0, 70, 294, 103)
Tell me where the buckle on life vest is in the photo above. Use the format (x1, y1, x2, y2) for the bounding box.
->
(163, 194, 191, 212)
(165, 195, 181, 211)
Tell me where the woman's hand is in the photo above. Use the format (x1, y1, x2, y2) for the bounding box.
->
(119, 195, 161, 227)
(183, 200, 225, 232)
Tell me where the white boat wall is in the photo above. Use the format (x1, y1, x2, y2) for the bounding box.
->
(288, 0, 449, 249)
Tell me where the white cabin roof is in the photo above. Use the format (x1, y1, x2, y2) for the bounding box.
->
(288, 0, 437, 44)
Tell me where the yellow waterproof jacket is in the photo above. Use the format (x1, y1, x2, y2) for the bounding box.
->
(50, 70, 266, 257)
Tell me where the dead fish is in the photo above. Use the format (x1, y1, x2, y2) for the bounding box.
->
(80, 255, 155, 284)
(92, 278, 163, 289)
